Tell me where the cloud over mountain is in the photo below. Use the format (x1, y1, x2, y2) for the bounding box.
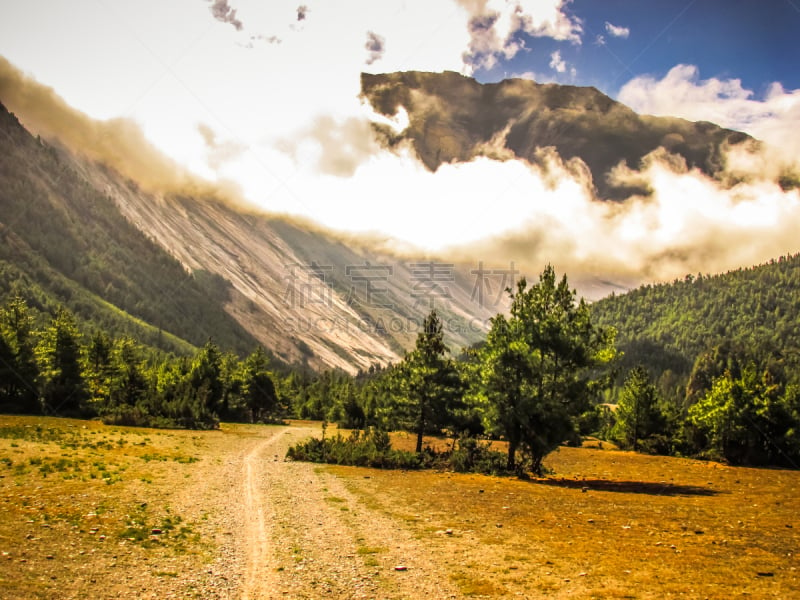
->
(360, 70, 800, 286)
(619, 64, 800, 162)
(3, 54, 799, 297)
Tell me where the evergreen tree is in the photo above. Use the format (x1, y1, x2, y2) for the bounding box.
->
(84, 330, 113, 407)
(402, 310, 464, 453)
(241, 347, 278, 423)
(688, 363, 800, 466)
(0, 296, 40, 413)
(481, 266, 616, 474)
(479, 313, 527, 470)
(615, 366, 666, 451)
(36, 308, 87, 415)
(188, 340, 224, 416)
(108, 337, 149, 407)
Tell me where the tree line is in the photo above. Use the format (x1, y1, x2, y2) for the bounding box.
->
(3, 261, 800, 471)
(0, 296, 280, 428)
(281, 263, 800, 470)
(589, 253, 800, 467)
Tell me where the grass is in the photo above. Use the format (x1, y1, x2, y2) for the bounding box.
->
(4, 416, 797, 598)
(328, 435, 800, 599)
(357, 545, 387, 568)
(0, 415, 262, 599)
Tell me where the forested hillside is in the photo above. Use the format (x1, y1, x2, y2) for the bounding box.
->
(0, 101, 258, 355)
(591, 253, 800, 398)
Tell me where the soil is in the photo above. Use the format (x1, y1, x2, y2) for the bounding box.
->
(195, 425, 459, 599)
(3, 418, 798, 599)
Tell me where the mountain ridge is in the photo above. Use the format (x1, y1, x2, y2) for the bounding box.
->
(0, 99, 499, 372)
(361, 70, 753, 199)
(2, 66, 788, 373)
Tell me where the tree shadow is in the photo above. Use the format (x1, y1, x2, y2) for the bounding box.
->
(528, 477, 720, 497)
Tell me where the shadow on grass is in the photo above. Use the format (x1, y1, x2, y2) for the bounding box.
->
(529, 477, 720, 497)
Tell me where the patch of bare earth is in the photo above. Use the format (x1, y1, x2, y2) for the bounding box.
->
(0, 418, 460, 599)
(6, 417, 796, 599)
(329, 441, 800, 599)
(242, 425, 458, 599)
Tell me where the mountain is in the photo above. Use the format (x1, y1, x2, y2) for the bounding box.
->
(590, 254, 800, 396)
(1, 67, 782, 374)
(361, 71, 753, 199)
(0, 102, 252, 355)
(0, 100, 498, 372)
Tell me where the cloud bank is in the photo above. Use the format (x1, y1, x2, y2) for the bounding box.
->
(3, 0, 799, 298)
(0, 56, 245, 204)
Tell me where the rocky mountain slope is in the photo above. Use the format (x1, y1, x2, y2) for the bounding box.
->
(2, 69, 771, 373)
(362, 71, 752, 199)
(0, 100, 498, 372)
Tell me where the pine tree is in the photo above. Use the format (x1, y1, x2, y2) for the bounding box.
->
(481, 266, 616, 474)
(615, 366, 666, 451)
(241, 347, 278, 423)
(402, 310, 464, 453)
(0, 297, 40, 413)
(108, 337, 149, 408)
(36, 308, 87, 415)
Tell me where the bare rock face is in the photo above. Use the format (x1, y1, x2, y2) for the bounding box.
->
(361, 71, 752, 199)
(0, 99, 499, 373)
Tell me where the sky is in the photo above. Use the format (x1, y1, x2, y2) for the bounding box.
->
(1, 0, 800, 286)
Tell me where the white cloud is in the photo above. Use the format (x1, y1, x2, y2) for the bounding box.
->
(459, 0, 582, 71)
(549, 50, 566, 73)
(604, 21, 629, 39)
(594, 34, 605, 46)
(197, 123, 246, 170)
(450, 150, 800, 290)
(618, 64, 800, 159)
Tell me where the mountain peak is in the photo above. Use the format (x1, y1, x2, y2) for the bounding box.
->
(361, 70, 751, 199)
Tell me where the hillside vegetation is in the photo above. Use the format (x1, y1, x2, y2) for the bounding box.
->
(0, 101, 258, 355)
(591, 253, 800, 391)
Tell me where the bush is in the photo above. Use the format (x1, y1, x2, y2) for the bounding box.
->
(448, 435, 508, 475)
(287, 430, 510, 475)
(286, 429, 421, 469)
(100, 403, 219, 430)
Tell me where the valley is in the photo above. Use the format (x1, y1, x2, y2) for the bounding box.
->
(2, 24, 800, 600)
(1, 416, 797, 599)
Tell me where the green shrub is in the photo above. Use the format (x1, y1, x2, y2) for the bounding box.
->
(287, 430, 509, 475)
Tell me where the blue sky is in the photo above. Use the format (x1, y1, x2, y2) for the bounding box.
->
(477, 0, 800, 100)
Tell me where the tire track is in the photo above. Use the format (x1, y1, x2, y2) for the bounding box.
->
(241, 428, 287, 600)
(238, 425, 459, 599)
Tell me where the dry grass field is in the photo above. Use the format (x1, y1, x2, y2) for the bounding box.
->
(1, 415, 798, 599)
(333, 433, 800, 598)
(0, 415, 265, 599)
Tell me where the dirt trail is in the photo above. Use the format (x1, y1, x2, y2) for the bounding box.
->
(241, 433, 283, 599)
(236, 426, 459, 599)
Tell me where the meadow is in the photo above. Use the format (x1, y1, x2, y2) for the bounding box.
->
(0, 416, 797, 599)
(333, 433, 800, 598)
